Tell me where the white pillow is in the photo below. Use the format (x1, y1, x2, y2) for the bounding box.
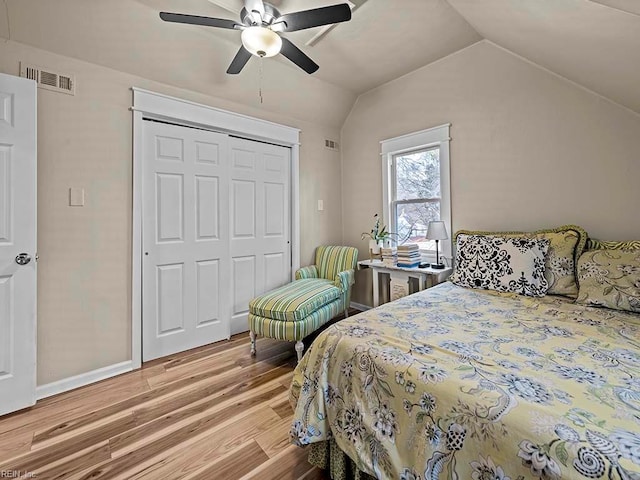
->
(451, 234, 551, 297)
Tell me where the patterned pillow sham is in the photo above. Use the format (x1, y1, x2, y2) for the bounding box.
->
(451, 234, 551, 297)
(576, 249, 640, 313)
(586, 238, 640, 251)
(455, 225, 588, 298)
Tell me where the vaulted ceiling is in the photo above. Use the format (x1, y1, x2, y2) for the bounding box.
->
(1, 0, 639, 119)
(448, 0, 640, 114)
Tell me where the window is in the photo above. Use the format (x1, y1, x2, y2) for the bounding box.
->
(381, 124, 451, 260)
(392, 147, 441, 251)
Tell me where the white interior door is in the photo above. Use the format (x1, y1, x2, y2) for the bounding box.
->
(142, 121, 230, 361)
(0, 73, 37, 415)
(229, 137, 291, 335)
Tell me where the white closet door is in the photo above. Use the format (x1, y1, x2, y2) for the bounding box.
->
(142, 121, 230, 361)
(229, 137, 291, 335)
(0, 73, 37, 415)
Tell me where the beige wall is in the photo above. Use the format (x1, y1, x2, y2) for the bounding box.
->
(4, 35, 640, 384)
(341, 41, 640, 306)
(0, 40, 344, 385)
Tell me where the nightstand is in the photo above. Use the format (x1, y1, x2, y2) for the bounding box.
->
(358, 260, 453, 307)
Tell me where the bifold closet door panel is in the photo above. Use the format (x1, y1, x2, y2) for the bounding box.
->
(229, 137, 291, 335)
(142, 121, 231, 361)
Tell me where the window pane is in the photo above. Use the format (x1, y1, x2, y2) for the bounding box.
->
(395, 148, 440, 201)
(395, 201, 440, 250)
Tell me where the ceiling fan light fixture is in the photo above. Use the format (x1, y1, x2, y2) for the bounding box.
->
(241, 26, 282, 58)
(161, 2, 354, 74)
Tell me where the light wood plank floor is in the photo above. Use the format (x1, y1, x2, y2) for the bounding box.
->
(0, 334, 332, 480)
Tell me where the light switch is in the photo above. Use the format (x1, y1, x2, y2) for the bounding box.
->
(317, 200, 324, 211)
(69, 188, 85, 207)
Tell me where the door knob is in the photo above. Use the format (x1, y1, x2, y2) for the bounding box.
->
(15, 253, 32, 265)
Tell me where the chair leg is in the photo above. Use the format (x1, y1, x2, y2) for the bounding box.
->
(344, 308, 349, 318)
(250, 331, 257, 356)
(295, 340, 304, 362)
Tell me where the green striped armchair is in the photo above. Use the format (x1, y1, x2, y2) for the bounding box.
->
(248, 246, 358, 361)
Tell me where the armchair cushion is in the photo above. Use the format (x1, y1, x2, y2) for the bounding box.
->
(295, 265, 319, 280)
(315, 246, 359, 281)
(249, 279, 341, 322)
(334, 269, 355, 292)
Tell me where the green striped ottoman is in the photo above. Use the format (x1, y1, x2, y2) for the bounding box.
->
(248, 278, 345, 362)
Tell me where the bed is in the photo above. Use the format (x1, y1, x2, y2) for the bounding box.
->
(288, 281, 640, 479)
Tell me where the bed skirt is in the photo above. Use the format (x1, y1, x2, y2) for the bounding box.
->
(308, 440, 376, 480)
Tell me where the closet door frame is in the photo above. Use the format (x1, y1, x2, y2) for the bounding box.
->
(131, 87, 300, 369)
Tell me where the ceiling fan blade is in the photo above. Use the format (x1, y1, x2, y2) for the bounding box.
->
(159, 12, 240, 29)
(227, 46, 252, 74)
(275, 4, 352, 32)
(280, 38, 319, 74)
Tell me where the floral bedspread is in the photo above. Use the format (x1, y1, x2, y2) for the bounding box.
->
(289, 282, 640, 480)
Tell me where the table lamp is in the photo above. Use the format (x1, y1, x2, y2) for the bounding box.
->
(426, 221, 448, 269)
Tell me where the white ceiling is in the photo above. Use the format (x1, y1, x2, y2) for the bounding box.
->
(590, 0, 640, 16)
(203, 0, 483, 93)
(1, 0, 639, 116)
(447, 0, 640, 114)
(0, 0, 358, 127)
(0, 0, 481, 96)
(282, 0, 482, 93)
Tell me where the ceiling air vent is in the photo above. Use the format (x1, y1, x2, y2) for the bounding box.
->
(19, 62, 76, 96)
(325, 139, 339, 151)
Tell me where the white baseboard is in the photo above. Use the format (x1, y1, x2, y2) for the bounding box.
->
(36, 360, 134, 400)
(350, 301, 372, 312)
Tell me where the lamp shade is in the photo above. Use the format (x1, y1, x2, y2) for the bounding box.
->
(425, 221, 448, 241)
(241, 27, 282, 58)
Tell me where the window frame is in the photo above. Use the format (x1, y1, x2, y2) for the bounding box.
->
(381, 124, 452, 263)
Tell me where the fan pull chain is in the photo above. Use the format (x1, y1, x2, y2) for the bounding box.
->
(259, 57, 264, 104)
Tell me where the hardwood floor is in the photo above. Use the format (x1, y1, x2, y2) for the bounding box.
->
(0, 333, 332, 480)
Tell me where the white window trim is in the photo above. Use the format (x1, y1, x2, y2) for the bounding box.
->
(380, 124, 452, 263)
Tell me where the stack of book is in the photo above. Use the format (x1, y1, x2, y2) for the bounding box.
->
(397, 244, 421, 268)
(381, 247, 397, 267)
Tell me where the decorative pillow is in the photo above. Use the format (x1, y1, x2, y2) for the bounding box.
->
(455, 225, 588, 298)
(586, 238, 640, 251)
(576, 249, 640, 313)
(451, 234, 551, 297)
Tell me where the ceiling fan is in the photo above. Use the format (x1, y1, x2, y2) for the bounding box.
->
(160, 0, 352, 75)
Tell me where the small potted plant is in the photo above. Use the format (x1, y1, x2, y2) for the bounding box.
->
(361, 214, 395, 254)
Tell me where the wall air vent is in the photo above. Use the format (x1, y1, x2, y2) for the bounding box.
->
(325, 139, 339, 151)
(19, 62, 76, 96)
